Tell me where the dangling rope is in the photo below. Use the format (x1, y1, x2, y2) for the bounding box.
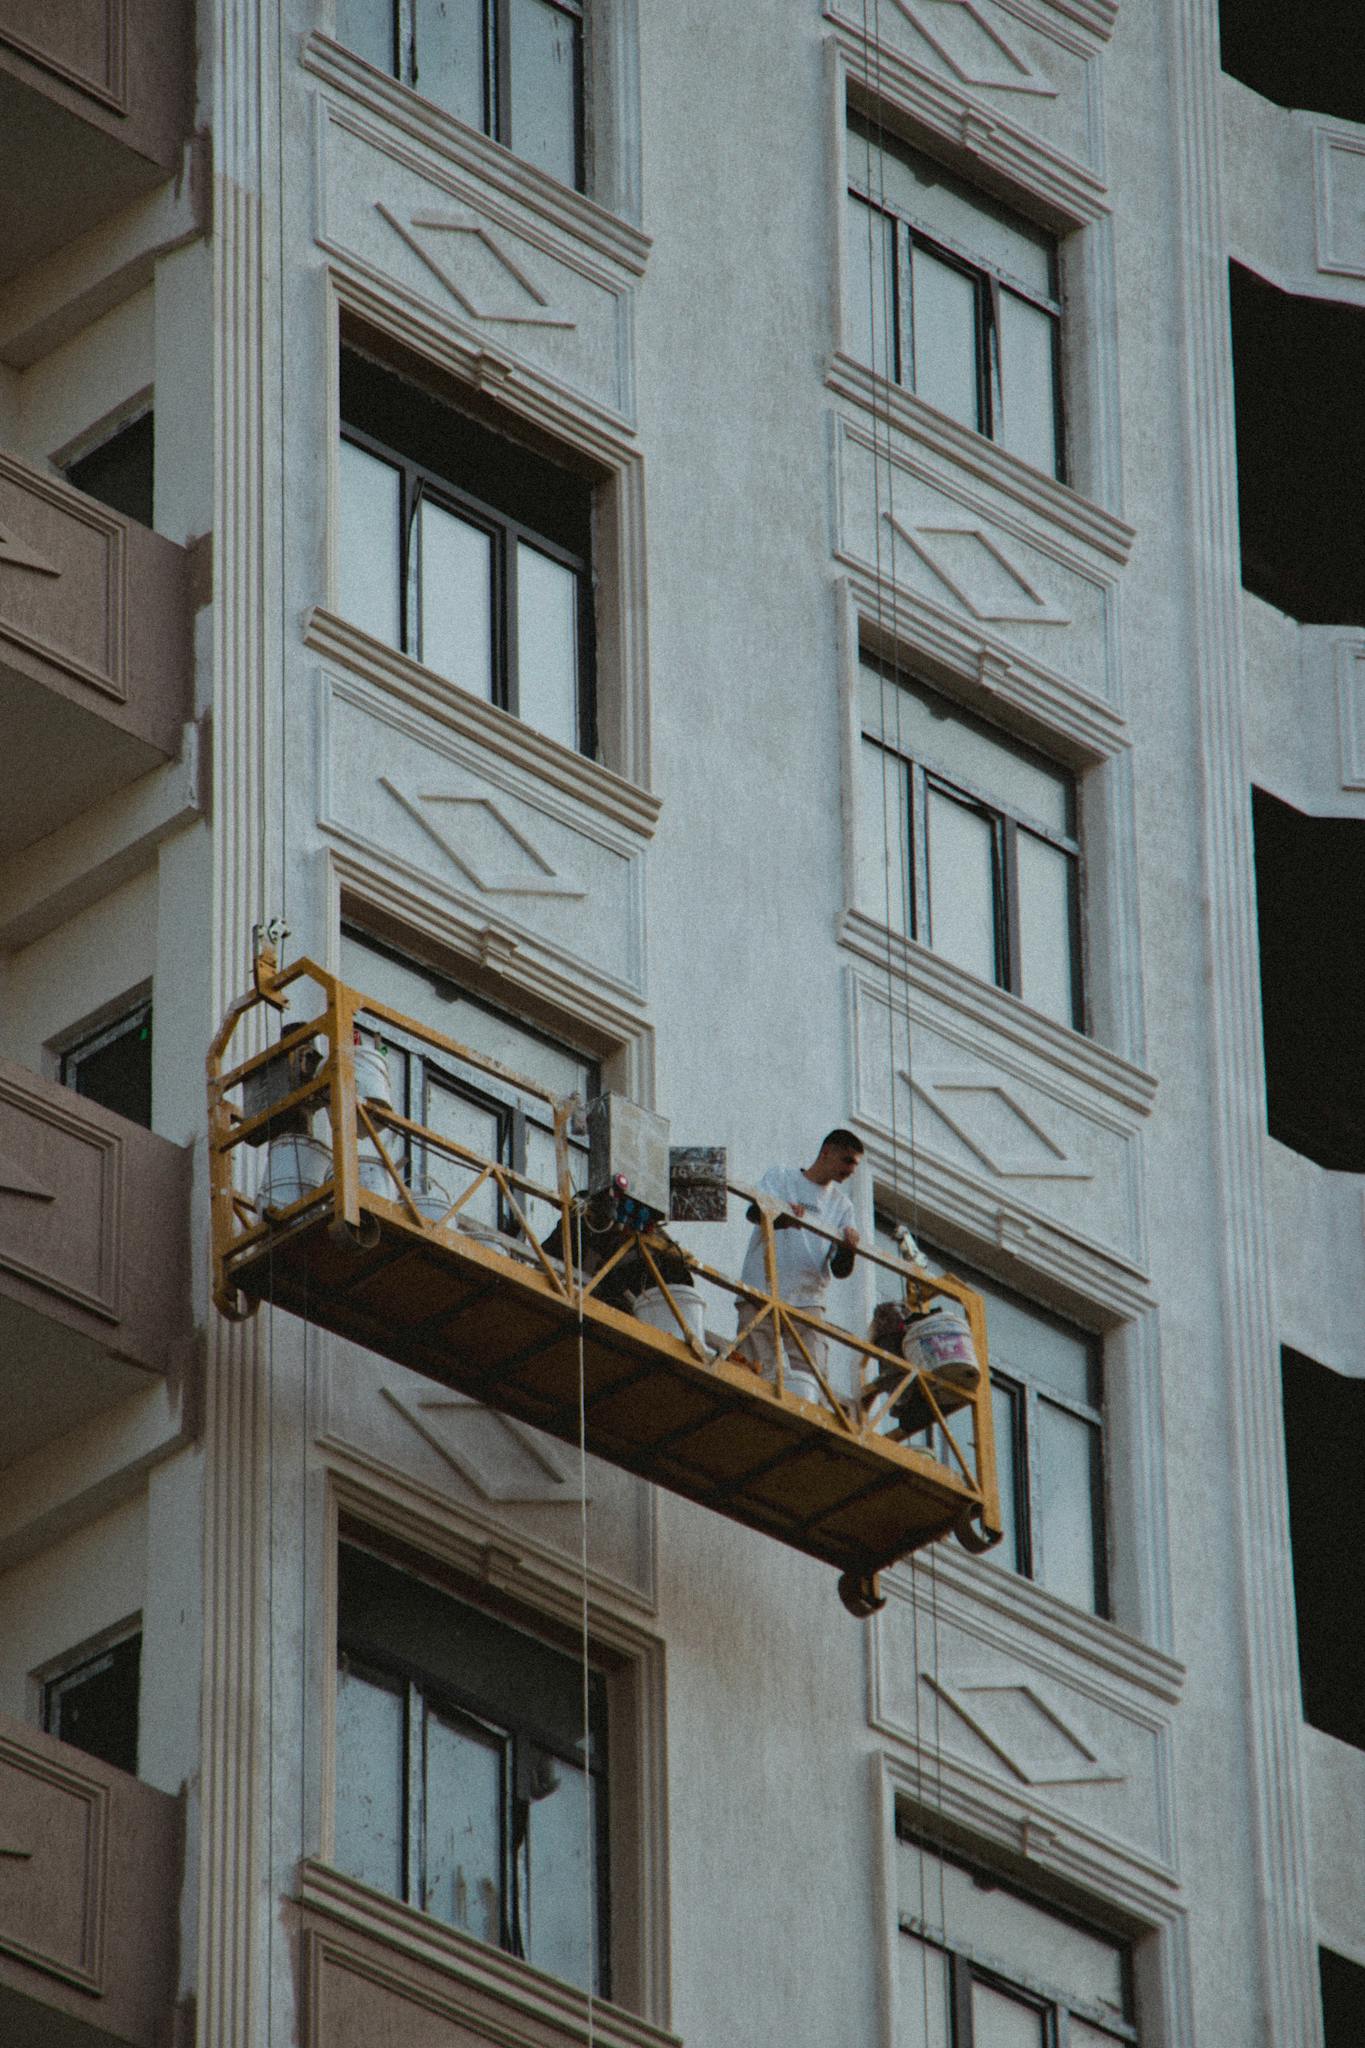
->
(574, 1200, 597, 2042)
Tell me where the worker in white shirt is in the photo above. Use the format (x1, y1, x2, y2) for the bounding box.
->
(736, 1129, 864, 1405)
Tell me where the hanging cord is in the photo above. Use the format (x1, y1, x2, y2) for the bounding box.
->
(574, 1201, 597, 2044)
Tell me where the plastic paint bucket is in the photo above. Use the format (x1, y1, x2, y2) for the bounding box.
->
(901, 1304, 981, 1390)
(260, 1134, 332, 1210)
(353, 1043, 394, 1107)
(635, 1285, 707, 1346)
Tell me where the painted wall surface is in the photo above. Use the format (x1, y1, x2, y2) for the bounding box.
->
(0, 2, 1362, 2046)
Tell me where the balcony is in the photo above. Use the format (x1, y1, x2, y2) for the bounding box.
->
(0, 452, 191, 856)
(0, 1711, 180, 2046)
(0, 1, 192, 282)
(0, 1056, 191, 1465)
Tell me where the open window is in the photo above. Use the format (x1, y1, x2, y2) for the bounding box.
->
(62, 410, 155, 529)
(335, 1541, 611, 1996)
(338, 344, 598, 760)
(1281, 1347, 1365, 1750)
(57, 997, 154, 1129)
(846, 112, 1064, 479)
(858, 658, 1084, 1029)
(40, 1627, 142, 1776)
(336, 0, 585, 190)
(1321, 1947, 1365, 2046)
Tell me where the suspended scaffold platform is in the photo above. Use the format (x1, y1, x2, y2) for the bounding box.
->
(208, 952, 1002, 1613)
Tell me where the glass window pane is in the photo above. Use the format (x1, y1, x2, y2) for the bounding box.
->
(526, 1753, 600, 1993)
(989, 1379, 1021, 1575)
(911, 248, 980, 430)
(1071, 2019, 1129, 2047)
(860, 663, 1070, 836)
(999, 291, 1060, 476)
(1016, 831, 1077, 1026)
(971, 1979, 1049, 2048)
(335, 1661, 405, 1898)
(935, 1855, 1127, 2014)
(508, 0, 579, 188)
(336, 0, 395, 74)
(897, 1934, 952, 2048)
(424, 1708, 505, 1942)
(424, 1078, 505, 1229)
(516, 541, 579, 751)
(415, 498, 494, 701)
(338, 440, 403, 646)
(854, 122, 1054, 297)
(927, 788, 999, 985)
(1038, 1401, 1102, 1612)
(975, 1284, 1094, 1406)
(846, 194, 896, 379)
(858, 741, 911, 937)
(412, 0, 485, 129)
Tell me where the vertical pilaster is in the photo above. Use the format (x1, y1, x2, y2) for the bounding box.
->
(1166, 2, 1320, 2040)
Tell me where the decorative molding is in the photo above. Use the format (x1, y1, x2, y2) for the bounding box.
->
(908, 1074, 1093, 1179)
(0, 523, 59, 576)
(0, 1733, 108, 1992)
(378, 1386, 589, 1505)
(923, 1675, 1123, 1784)
(374, 203, 578, 327)
(888, 0, 1059, 96)
(1314, 127, 1365, 281)
(0, 4, 128, 115)
(1335, 640, 1365, 789)
(0, 453, 128, 705)
(0, 1153, 54, 1200)
(0, 1078, 121, 1319)
(885, 511, 1072, 623)
(378, 779, 588, 899)
(301, 32, 651, 277)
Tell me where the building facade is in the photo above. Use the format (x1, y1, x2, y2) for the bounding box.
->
(0, 2, 1362, 2045)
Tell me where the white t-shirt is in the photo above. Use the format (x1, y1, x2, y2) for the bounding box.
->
(740, 1167, 857, 1306)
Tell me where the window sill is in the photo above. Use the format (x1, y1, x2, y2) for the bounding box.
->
(838, 908, 1156, 1116)
(297, 1858, 680, 2048)
(302, 33, 652, 279)
(305, 606, 662, 843)
(827, 351, 1134, 567)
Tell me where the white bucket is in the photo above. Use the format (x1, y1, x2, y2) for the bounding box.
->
(902, 1303, 981, 1391)
(410, 1178, 452, 1225)
(357, 1147, 396, 1197)
(635, 1285, 707, 1346)
(260, 1134, 332, 1211)
(353, 1043, 394, 1107)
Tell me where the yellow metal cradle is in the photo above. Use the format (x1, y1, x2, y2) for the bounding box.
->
(208, 953, 1003, 1614)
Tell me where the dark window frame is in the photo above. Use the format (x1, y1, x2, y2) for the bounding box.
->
(897, 1822, 1137, 2045)
(876, 1220, 1108, 1615)
(345, 0, 586, 191)
(863, 660, 1085, 1029)
(339, 416, 597, 759)
(336, 1544, 612, 1995)
(41, 1626, 142, 1776)
(848, 116, 1065, 478)
(58, 997, 154, 1128)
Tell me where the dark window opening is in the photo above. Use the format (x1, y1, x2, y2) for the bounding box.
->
(1281, 1348, 1365, 1750)
(1252, 789, 1365, 1172)
(64, 412, 154, 528)
(338, 346, 597, 758)
(1231, 266, 1365, 627)
(60, 1001, 153, 1129)
(1219, 3, 1365, 125)
(336, 0, 585, 191)
(43, 1632, 141, 1775)
(335, 1543, 610, 1996)
(1321, 1946, 1365, 2045)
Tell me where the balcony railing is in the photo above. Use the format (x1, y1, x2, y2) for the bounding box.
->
(210, 953, 1002, 1611)
(0, 451, 191, 855)
(0, 1711, 180, 2046)
(0, 1056, 192, 1461)
(0, 1, 192, 280)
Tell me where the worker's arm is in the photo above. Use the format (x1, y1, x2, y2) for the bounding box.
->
(830, 1224, 860, 1279)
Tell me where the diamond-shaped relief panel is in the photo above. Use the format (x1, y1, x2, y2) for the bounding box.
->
(907, 1076, 1091, 1180)
(317, 102, 632, 418)
(926, 1677, 1121, 1784)
(891, 0, 1056, 95)
(887, 515, 1070, 624)
(380, 1387, 584, 1504)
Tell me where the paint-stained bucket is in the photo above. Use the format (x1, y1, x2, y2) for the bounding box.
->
(901, 1303, 981, 1391)
(353, 1043, 394, 1107)
(260, 1134, 332, 1210)
(635, 1285, 707, 1347)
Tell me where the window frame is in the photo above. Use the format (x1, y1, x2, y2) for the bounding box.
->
(38, 1622, 143, 1776)
(847, 114, 1065, 479)
(56, 996, 154, 1127)
(875, 1219, 1108, 1616)
(340, 416, 597, 759)
(341, 0, 586, 191)
(862, 658, 1085, 1030)
(897, 1821, 1138, 2047)
(334, 1539, 613, 1996)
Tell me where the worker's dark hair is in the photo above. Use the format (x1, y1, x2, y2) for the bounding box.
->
(821, 1127, 864, 1155)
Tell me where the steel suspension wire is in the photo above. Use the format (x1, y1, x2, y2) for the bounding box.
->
(574, 1202, 597, 2045)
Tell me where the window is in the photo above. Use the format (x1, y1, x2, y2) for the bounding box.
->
(1281, 1347, 1365, 1749)
(847, 114, 1063, 478)
(897, 1828, 1136, 2046)
(338, 347, 596, 757)
(335, 1544, 610, 1995)
(340, 928, 598, 1235)
(1253, 789, 1365, 1171)
(64, 411, 155, 527)
(42, 1630, 141, 1775)
(59, 999, 153, 1127)
(336, 0, 584, 189)
(876, 1224, 1107, 1615)
(859, 659, 1083, 1028)
(1321, 1947, 1365, 2046)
